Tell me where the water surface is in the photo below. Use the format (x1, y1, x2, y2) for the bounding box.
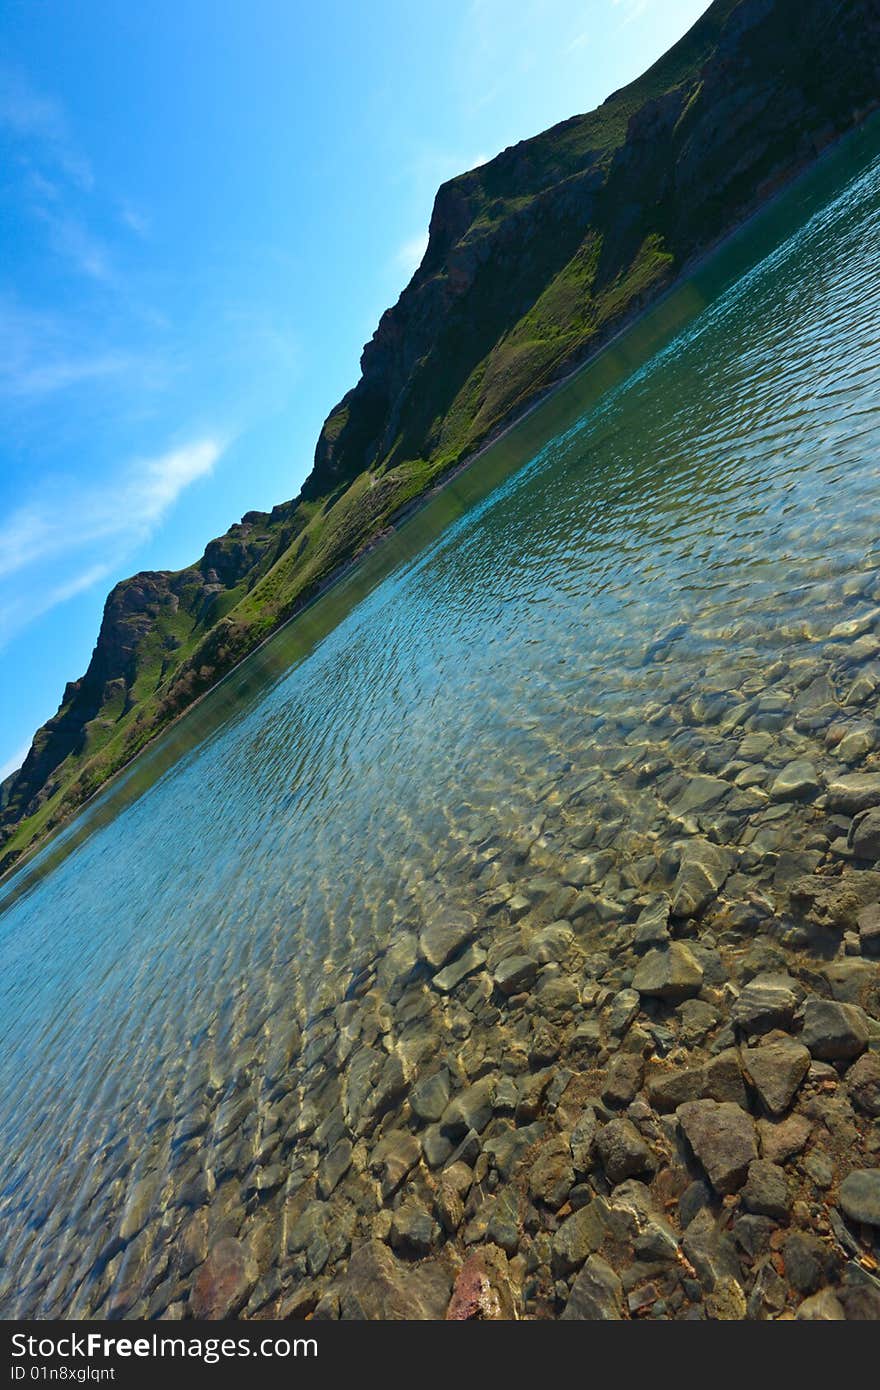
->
(2, 124, 880, 1317)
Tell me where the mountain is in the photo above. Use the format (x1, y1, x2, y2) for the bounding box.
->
(3, 0, 879, 872)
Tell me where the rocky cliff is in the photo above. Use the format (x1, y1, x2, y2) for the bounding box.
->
(3, 0, 880, 869)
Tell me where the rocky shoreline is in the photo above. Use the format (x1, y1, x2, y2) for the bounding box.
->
(163, 640, 880, 1321)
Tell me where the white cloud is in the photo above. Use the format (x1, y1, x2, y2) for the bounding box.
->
(133, 439, 222, 516)
(0, 437, 226, 586)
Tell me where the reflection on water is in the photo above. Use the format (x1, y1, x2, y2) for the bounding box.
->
(1, 122, 880, 1317)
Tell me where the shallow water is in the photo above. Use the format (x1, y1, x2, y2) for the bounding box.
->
(2, 125, 880, 1317)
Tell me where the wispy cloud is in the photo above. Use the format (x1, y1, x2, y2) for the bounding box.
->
(119, 201, 150, 237)
(0, 436, 225, 587)
(612, 0, 652, 26)
(39, 208, 115, 283)
(0, 65, 93, 190)
(394, 231, 429, 278)
(0, 297, 140, 401)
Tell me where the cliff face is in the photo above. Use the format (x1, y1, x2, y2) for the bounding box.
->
(3, 0, 880, 868)
(310, 0, 879, 497)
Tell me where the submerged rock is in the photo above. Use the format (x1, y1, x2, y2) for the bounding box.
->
(189, 1239, 256, 1319)
(338, 1241, 451, 1319)
(741, 1038, 810, 1116)
(801, 999, 869, 1060)
(677, 1100, 757, 1195)
(419, 913, 478, 969)
(732, 974, 801, 1034)
(769, 760, 820, 802)
(632, 941, 703, 1001)
(446, 1246, 518, 1320)
(838, 1169, 880, 1228)
(561, 1255, 625, 1320)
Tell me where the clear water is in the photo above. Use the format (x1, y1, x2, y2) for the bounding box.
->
(2, 124, 880, 1317)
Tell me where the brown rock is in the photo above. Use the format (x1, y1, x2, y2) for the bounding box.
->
(339, 1241, 451, 1319)
(677, 1099, 757, 1195)
(446, 1245, 518, 1320)
(757, 1113, 812, 1164)
(741, 1037, 810, 1116)
(189, 1238, 257, 1319)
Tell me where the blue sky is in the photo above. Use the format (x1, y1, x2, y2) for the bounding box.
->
(0, 0, 710, 778)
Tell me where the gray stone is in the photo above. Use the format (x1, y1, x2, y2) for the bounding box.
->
(390, 1200, 439, 1257)
(552, 1202, 605, 1275)
(528, 1135, 574, 1209)
(846, 1052, 880, 1116)
(409, 1069, 450, 1124)
(670, 839, 733, 919)
(678, 1178, 712, 1228)
(702, 1049, 748, 1108)
(757, 1113, 812, 1164)
(421, 1123, 454, 1168)
(493, 954, 538, 996)
(796, 1289, 846, 1320)
(441, 1076, 495, 1137)
(646, 1061, 704, 1111)
(485, 1188, 521, 1255)
(316, 1138, 352, 1198)
(838, 1169, 880, 1227)
(483, 1121, 544, 1180)
(570, 1107, 599, 1173)
(740, 1160, 790, 1219)
(633, 898, 671, 950)
(857, 902, 880, 955)
(596, 1118, 655, 1184)
(370, 1130, 420, 1198)
(826, 773, 880, 815)
(801, 998, 869, 1060)
(632, 942, 703, 1002)
(769, 760, 820, 802)
(782, 1232, 837, 1294)
(602, 1053, 644, 1107)
(681, 1207, 742, 1290)
(849, 808, 880, 861)
(561, 1254, 624, 1320)
(671, 775, 730, 816)
(677, 1099, 757, 1195)
(419, 913, 478, 970)
(432, 944, 487, 992)
(607, 988, 640, 1035)
(741, 1038, 810, 1116)
(731, 973, 801, 1034)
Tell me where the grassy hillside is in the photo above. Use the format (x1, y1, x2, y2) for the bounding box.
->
(2, 0, 879, 871)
